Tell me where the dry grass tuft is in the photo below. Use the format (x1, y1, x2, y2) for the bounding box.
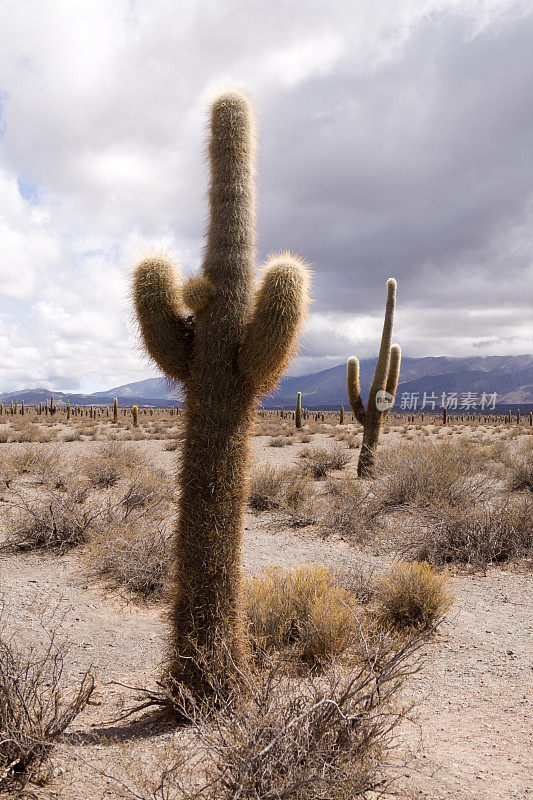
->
(374, 561, 453, 631)
(245, 564, 361, 666)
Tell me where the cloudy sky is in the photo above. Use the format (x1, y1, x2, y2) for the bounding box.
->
(0, 0, 531, 393)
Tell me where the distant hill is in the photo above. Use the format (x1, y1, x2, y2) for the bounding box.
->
(2, 355, 532, 410)
(267, 355, 533, 408)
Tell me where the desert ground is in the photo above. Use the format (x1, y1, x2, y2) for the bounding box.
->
(0, 407, 531, 799)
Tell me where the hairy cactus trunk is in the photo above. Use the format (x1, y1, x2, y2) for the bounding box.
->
(133, 90, 309, 701)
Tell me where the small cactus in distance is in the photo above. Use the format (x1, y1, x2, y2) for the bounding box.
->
(347, 278, 401, 477)
(339, 404, 344, 424)
(132, 405, 139, 427)
(295, 392, 302, 429)
(113, 398, 118, 422)
(132, 89, 310, 702)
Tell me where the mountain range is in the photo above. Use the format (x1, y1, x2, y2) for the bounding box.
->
(2, 355, 533, 411)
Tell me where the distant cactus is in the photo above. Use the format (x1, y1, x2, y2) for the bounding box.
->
(347, 279, 401, 477)
(67, 400, 70, 421)
(132, 89, 310, 700)
(21, 400, 24, 416)
(50, 395, 55, 415)
(339, 404, 344, 424)
(132, 405, 139, 427)
(113, 398, 118, 422)
(295, 392, 302, 429)
(442, 407, 447, 425)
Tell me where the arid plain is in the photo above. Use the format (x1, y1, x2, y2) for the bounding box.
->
(0, 408, 531, 799)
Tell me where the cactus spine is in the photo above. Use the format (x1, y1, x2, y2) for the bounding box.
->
(347, 279, 401, 478)
(295, 392, 302, 429)
(132, 90, 310, 699)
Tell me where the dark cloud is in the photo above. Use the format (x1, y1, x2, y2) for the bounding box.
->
(0, 1, 531, 391)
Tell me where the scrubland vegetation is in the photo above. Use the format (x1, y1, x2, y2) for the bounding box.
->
(0, 406, 531, 797)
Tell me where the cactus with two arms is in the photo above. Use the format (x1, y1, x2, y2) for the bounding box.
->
(347, 278, 401, 477)
(133, 90, 310, 700)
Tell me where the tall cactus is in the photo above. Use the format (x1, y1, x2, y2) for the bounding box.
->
(132, 89, 310, 699)
(295, 391, 302, 429)
(347, 278, 401, 477)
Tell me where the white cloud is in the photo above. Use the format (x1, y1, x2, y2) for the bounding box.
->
(0, 0, 531, 392)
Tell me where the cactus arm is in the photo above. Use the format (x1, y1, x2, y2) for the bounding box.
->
(200, 90, 256, 329)
(346, 356, 366, 425)
(238, 253, 311, 393)
(133, 254, 194, 382)
(384, 343, 401, 415)
(368, 278, 397, 403)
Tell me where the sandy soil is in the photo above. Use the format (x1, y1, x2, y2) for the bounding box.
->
(0, 427, 531, 799)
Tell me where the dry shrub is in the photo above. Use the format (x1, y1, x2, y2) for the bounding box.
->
(245, 565, 360, 666)
(62, 431, 83, 442)
(4, 443, 59, 479)
(114, 632, 427, 800)
(248, 464, 289, 510)
(508, 453, 533, 492)
(320, 478, 373, 541)
(375, 440, 496, 509)
(414, 497, 532, 567)
(1, 463, 171, 555)
(81, 442, 142, 487)
(374, 561, 453, 631)
(0, 485, 98, 553)
(0, 606, 93, 792)
(117, 468, 172, 517)
(269, 435, 291, 447)
(248, 465, 316, 524)
(302, 445, 351, 479)
(282, 473, 317, 526)
(89, 520, 173, 598)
